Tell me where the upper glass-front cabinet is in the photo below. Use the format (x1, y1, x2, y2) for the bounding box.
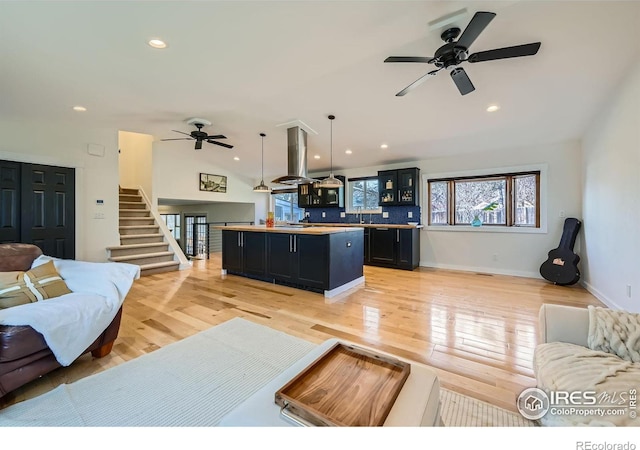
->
(378, 168, 419, 206)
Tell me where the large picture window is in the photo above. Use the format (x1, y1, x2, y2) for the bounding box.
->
(348, 176, 380, 212)
(272, 189, 305, 222)
(428, 171, 540, 227)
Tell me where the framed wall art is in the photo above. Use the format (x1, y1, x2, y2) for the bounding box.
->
(199, 173, 227, 193)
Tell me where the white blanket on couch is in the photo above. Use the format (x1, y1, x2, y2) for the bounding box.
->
(0, 255, 139, 366)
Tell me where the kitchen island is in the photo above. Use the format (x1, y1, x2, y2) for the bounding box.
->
(214, 225, 364, 298)
(291, 222, 421, 270)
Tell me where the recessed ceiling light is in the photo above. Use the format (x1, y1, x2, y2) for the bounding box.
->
(233, 156, 240, 161)
(72, 105, 87, 112)
(380, 144, 389, 149)
(314, 155, 320, 159)
(148, 39, 167, 49)
(486, 104, 500, 112)
(345, 149, 352, 155)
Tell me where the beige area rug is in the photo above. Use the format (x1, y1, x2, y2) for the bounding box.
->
(0, 318, 534, 427)
(440, 389, 535, 427)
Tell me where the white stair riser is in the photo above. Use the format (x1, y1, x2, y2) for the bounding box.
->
(119, 218, 156, 226)
(141, 264, 180, 276)
(109, 244, 169, 257)
(111, 254, 175, 266)
(120, 235, 164, 244)
(120, 226, 160, 235)
(120, 210, 150, 218)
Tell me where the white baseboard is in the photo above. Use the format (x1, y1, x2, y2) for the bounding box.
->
(324, 276, 365, 299)
(581, 281, 622, 310)
(419, 261, 540, 279)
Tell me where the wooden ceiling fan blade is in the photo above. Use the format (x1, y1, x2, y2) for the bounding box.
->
(207, 140, 233, 149)
(468, 42, 541, 63)
(395, 70, 439, 97)
(456, 11, 496, 50)
(161, 138, 194, 141)
(195, 140, 203, 150)
(205, 135, 227, 140)
(384, 56, 434, 63)
(171, 130, 193, 137)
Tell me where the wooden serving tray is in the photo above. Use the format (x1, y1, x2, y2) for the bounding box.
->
(275, 342, 411, 427)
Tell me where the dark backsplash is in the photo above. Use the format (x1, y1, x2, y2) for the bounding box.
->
(306, 206, 421, 224)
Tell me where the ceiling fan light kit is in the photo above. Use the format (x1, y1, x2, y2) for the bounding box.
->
(385, 11, 541, 96)
(319, 114, 343, 189)
(253, 132, 271, 193)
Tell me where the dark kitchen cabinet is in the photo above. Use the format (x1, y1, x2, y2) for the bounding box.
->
(367, 226, 419, 270)
(267, 233, 327, 290)
(298, 176, 345, 208)
(222, 230, 266, 277)
(378, 168, 419, 206)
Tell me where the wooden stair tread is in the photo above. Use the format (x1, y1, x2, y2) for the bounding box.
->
(106, 242, 167, 251)
(120, 233, 163, 239)
(109, 251, 174, 262)
(119, 225, 159, 229)
(139, 261, 180, 270)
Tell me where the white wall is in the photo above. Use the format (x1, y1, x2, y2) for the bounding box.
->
(325, 140, 583, 278)
(582, 61, 640, 312)
(0, 120, 121, 261)
(118, 130, 153, 198)
(152, 141, 269, 224)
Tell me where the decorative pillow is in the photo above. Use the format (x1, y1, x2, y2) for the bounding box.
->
(0, 260, 71, 309)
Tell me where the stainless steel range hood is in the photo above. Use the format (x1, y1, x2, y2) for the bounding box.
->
(271, 126, 318, 185)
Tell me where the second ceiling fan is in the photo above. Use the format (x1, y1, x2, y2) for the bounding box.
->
(161, 118, 233, 150)
(384, 11, 541, 96)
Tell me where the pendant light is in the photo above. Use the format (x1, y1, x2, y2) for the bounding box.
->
(319, 115, 343, 188)
(253, 133, 271, 192)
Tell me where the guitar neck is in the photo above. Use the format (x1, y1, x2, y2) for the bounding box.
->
(558, 218, 582, 251)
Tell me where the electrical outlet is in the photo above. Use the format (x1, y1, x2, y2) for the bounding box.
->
(627, 284, 632, 298)
(340, 212, 346, 218)
(93, 212, 105, 219)
(408, 211, 413, 218)
(382, 212, 389, 219)
(559, 210, 566, 218)
(322, 212, 326, 218)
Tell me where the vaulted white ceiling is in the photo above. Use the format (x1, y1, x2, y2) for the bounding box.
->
(2, 1, 639, 181)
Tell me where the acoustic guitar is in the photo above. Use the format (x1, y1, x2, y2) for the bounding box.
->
(539, 218, 582, 286)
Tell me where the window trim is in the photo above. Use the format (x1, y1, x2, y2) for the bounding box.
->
(346, 175, 382, 214)
(423, 164, 548, 234)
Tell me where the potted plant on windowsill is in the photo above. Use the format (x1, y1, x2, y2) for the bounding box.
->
(471, 201, 498, 227)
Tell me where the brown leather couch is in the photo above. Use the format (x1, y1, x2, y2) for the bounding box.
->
(0, 243, 122, 398)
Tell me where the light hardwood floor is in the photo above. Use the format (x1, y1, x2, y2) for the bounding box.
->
(1, 254, 603, 413)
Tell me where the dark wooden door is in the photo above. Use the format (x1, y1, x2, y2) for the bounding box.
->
(266, 233, 295, 281)
(0, 160, 21, 243)
(222, 230, 243, 272)
(369, 227, 396, 265)
(242, 231, 266, 277)
(296, 234, 328, 289)
(20, 163, 75, 258)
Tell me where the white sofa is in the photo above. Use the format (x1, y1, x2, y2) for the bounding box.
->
(534, 304, 640, 426)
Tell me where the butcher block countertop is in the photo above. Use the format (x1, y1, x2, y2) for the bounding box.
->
(213, 224, 364, 235)
(296, 223, 423, 229)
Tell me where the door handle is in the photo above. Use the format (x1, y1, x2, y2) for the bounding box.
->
(241, 232, 244, 247)
(289, 235, 293, 252)
(397, 229, 400, 242)
(238, 232, 241, 247)
(398, 189, 400, 202)
(293, 235, 297, 252)
(376, 228, 389, 231)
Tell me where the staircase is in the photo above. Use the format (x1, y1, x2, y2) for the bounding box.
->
(107, 188, 180, 276)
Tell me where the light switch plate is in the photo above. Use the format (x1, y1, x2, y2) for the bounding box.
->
(340, 212, 346, 218)
(322, 212, 326, 218)
(382, 212, 389, 218)
(408, 211, 413, 218)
